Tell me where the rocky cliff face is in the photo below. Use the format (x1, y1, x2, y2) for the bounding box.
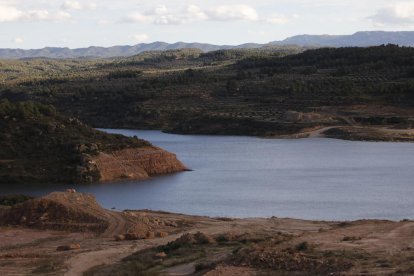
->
(92, 146, 188, 182)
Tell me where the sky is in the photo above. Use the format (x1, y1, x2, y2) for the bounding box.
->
(0, 0, 413, 49)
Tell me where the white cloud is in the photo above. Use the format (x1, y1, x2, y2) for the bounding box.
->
(370, 2, 414, 26)
(26, 10, 49, 20)
(0, 4, 71, 22)
(144, 5, 184, 25)
(62, 1, 81, 10)
(53, 10, 71, 20)
(86, 3, 98, 10)
(209, 5, 258, 21)
(12, 37, 23, 44)
(152, 5, 168, 16)
(154, 14, 183, 25)
(186, 5, 208, 21)
(0, 5, 24, 22)
(266, 14, 298, 24)
(123, 5, 191, 25)
(131, 33, 149, 43)
(123, 4, 259, 25)
(61, 1, 97, 11)
(123, 13, 152, 23)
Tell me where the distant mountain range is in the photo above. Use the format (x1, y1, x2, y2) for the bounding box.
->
(272, 31, 414, 47)
(1, 31, 413, 59)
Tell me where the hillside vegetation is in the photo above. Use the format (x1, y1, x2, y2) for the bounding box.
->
(0, 45, 413, 140)
(0, 100, 150, 184)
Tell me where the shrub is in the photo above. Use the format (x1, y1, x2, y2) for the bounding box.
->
(0, 194, 34, 206)
(342, 236, 361, 242)
(295, 241, 309, 251)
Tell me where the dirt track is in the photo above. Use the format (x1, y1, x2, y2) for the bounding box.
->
(0, 192, 413, 275)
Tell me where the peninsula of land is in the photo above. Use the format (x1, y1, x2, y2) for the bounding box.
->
(0, 101, 187, 184)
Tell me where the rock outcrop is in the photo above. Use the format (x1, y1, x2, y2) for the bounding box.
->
(92, 146, 188, 182)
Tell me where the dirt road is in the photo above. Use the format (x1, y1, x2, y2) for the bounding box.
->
(1, 192, 413, 275)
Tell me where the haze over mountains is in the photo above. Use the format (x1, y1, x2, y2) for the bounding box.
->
(1, 31, 413, 59)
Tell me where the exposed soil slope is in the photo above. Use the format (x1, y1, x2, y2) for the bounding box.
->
(94, 146, 188, 182)
(0, 192, 110, 232)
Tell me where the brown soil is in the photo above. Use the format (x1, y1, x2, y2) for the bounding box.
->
(0, 192, 412, 276)
(323, 126, 414, 142)
(0, 192, 110, 233)
(277, 125, 414, 141)
(273, 104, 414, 142)
(93, 146, 188, 182)
(204, 265, 257, 275)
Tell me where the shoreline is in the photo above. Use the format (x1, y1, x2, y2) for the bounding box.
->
(0, 191, 413, 275)
(102, 125, 414, 143)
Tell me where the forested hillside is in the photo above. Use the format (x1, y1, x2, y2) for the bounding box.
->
(0, 45, 413, 140)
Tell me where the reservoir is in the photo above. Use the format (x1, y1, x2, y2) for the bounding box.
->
(3, 130, 414, 221)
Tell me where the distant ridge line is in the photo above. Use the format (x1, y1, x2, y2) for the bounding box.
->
(1, 31, 414, 59)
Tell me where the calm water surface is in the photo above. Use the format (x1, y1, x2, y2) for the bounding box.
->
(3, 130, 414, 221)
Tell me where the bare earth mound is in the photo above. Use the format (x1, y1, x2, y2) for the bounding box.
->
(0, 192, 110, 233)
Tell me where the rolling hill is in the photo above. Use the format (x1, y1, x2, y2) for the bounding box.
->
(1, 31, 413, 59)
